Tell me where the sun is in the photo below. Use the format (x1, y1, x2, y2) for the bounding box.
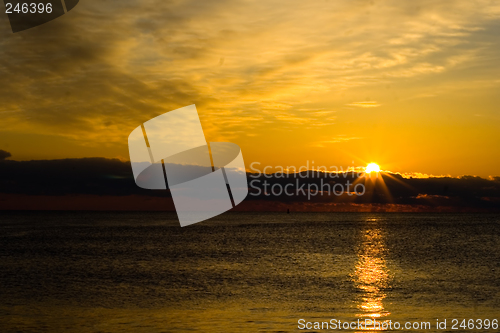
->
(365, 163, 380, 173)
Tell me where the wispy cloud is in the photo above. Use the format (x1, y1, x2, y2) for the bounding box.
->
(313, 136, 362, 147)
(346, 101, 381, 108)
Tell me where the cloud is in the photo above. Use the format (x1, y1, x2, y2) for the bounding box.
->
(0, 150, 11, 160)
(313, 136, 362, 147)
(346, 101, 381, 108)
(1, 0, 500, 147)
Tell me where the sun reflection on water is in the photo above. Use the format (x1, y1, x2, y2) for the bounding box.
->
(352, 219, 391, 330)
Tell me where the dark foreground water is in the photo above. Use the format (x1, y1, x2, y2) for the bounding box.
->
(0, 212, 499, 332)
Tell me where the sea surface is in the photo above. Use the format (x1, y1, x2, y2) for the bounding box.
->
(0, 212, 499, 332)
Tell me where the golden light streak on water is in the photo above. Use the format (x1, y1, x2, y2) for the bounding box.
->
(353, 219, 391, 330)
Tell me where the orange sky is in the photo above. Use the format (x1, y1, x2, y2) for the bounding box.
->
(0, 0, 499, 177)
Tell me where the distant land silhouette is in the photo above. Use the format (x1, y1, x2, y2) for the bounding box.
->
(0, 154, 498, 212)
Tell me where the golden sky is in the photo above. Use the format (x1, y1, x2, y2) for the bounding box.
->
(0, 0, 499, 177)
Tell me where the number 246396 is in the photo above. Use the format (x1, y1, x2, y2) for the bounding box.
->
(5, 3, 53, 14)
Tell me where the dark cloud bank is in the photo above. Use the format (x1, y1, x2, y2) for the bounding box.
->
(0, 155, 499, 212)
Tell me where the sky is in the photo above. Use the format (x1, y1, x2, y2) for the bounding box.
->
(0, 0, 500, 177)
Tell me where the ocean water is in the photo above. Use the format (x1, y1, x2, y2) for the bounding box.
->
(0, 212, 499, 332)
